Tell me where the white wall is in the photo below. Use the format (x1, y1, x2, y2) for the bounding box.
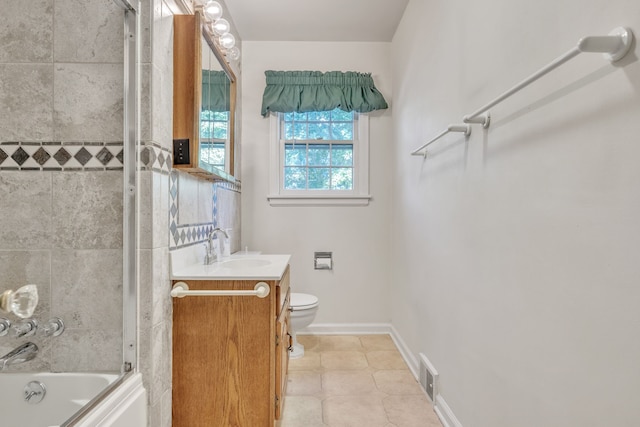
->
(241, 42, 393, 325)
(391, 0, 640, 426)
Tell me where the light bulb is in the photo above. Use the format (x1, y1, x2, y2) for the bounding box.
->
(226, 46, 240, 61)
(212, 18, 230, 36)
(0, 284, 39, 319)
(219, 33, 235, 49)
(204, 1, 223, 21)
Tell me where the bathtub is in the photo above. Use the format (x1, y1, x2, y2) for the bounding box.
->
(0, 371, 146, 427)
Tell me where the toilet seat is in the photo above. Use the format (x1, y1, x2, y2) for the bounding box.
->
(290, 293, 319, 310)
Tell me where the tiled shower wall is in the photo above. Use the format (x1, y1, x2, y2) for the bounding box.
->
(0, 3, 242, 427)
(0, 1, 125, 371)
(139, 1, 240, 426)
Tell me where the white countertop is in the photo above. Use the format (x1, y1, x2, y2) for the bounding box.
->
(170, 245, 291, 280)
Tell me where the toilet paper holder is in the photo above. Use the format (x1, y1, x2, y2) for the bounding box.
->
(314, 252, 332, 270)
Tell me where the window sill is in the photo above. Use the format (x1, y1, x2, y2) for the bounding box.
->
(267, 194, 371, 206)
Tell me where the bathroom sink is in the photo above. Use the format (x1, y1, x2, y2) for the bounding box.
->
(170, 247, 290, 280)
(220, 258, 272, 269)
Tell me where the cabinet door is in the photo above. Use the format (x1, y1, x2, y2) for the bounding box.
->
(275, 292, 291, 420)
(172, 279, 275, 427)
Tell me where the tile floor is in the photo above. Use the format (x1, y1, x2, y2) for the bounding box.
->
(279, 335, 443, 427)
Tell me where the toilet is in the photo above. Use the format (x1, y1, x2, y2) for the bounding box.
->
(288, 293, 319, 359)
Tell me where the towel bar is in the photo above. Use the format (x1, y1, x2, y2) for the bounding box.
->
(170, 282, 271, 298)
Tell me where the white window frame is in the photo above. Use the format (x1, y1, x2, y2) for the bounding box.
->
(268, 112, 371, 206)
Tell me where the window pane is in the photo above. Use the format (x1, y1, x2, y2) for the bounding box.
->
(331, 144, 353, 166)
(284, 112, 294, 121)
(331, 122, 353, 140)
(200, 121, 212, 140)
(283, 122, 293, 140)
(308, 167, 330, 189)
(213, 122, 227, 139)
(293, 122, 307, 139)
(308, 111, 330, 121)
(285, 144, 306, 166)
(201, 143, 225, 167)
(213, 111, 228, 120)
(293, 112, 307, 121)
(331, 168, 353, 190)
(331, 109, 353, 121)
(308, 144, 330, 166)
(307, 122, 330, 140)
(284, 167, 307, 189)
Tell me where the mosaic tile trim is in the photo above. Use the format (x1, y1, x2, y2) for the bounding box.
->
(140, 143, 172, 174)
(0, 141, 124, 171)
(168, 170, 241, 250)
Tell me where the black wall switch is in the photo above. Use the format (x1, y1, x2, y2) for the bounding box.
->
(173, 139, 190, 165)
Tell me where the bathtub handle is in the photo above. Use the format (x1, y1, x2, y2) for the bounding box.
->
(0, 318, 10, 336)
(12, 319, 37, 338)
(24, 381, 46, 404)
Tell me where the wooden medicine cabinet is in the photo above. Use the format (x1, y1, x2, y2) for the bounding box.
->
(173, 13, 236, 181)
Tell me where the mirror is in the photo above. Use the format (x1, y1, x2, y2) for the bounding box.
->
(172, 13, 236, 181)
(199, 28, 235, 178)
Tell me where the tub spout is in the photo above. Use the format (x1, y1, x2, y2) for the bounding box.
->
(0, 342, 38, 371)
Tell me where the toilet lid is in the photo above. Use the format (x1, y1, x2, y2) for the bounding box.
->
(290, 292, 319, 309)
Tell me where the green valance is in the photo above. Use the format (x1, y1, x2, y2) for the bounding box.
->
(202, 70, 230, 112)
(261, 70, 388, 117)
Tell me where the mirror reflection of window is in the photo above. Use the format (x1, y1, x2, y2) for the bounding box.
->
(199, 34, 230, 173)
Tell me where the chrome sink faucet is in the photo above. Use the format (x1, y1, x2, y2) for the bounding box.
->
(204, 228, 229, 265)
(0, 342, 38, 371)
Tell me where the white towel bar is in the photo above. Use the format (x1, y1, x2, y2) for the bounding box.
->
(411, 27, 634, 158)
(170, 282, 271, 298)
(463, 27, 634, 123)
(410, 124, 471, 158)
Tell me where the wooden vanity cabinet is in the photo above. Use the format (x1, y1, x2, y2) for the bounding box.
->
(172, 265, 291, 427)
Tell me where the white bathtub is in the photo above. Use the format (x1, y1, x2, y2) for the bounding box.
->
(0, 371, 146, 427)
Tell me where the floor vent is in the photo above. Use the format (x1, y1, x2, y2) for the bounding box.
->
(419, 353, 438, 403)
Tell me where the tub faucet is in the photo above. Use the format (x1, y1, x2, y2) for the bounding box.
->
(204, 228, 229, 265)
(0, 342, 38, 371)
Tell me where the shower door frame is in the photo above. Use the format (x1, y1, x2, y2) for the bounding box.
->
(116, 0, 140, 373)
(60, 1, 140, 425)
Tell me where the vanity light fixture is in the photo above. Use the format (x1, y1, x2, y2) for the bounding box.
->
(219, 33, 236, 49)
(226, 46, 240, 61)
(211, 18, 230, 36)
(200, 0, 241, 62)
(0, 284, 39, 319)
(203, 0, 223, 21)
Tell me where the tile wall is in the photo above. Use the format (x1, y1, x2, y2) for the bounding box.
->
(0, 3, 241, 427)
(138, 0, 174, 425)
(0, 0, 125, 372)
(140, 1, 240, 426)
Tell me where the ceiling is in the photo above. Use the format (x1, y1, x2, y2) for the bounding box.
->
(224, 0, 409, 42)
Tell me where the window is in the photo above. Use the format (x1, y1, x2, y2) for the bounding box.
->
(200, 110, 229, 170)
(269, 108, 370, 206)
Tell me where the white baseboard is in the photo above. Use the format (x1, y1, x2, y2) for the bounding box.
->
(389, 326, 463, 427)
(434, 395, 463, 427)
(298, 322, 393, 335)
(389, 324, 419, 379)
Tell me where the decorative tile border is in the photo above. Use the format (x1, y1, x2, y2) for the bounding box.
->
(140, 143, 172, 174)
(212, 180, 241, 229)
(168, 170, 241, 250)
(0, 141, 124, 171)
(0, 141, 175, 174)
